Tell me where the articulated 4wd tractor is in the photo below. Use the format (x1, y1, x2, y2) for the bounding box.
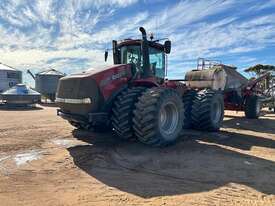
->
(56, 27, 264, 147)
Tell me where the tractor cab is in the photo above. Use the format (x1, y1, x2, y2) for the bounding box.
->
(106, 27, 171, 80)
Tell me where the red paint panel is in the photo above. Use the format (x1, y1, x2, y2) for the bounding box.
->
(93, 64, 132, 100)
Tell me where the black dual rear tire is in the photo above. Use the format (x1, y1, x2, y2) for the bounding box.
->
(182, 90, 197, 129)
(191, 89, 224, 131)
(133, 88, 184, 147)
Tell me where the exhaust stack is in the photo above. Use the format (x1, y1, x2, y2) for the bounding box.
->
(139, 27, 151, 78)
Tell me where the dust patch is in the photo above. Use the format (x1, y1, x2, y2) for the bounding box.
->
(0, 156, 10, 162)
(52, 139, 80, 148)
(14, 150, 42, 166)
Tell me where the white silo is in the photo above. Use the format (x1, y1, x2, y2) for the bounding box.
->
(0, 63, 22, 93)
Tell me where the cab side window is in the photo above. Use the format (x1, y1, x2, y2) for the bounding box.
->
(149, 47, 165, 78)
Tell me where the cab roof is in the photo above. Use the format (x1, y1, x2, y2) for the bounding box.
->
(117, 39, 165, 51)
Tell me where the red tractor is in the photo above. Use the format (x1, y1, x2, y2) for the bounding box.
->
(56, 27, 225, 146)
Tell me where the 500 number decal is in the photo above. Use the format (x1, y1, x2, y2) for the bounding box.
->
(100, 70, 127, 87)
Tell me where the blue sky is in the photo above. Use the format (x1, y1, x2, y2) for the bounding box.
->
(0, 0, 275, 85)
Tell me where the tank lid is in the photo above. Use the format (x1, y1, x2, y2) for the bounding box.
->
(0, 63, 20, 71)
(37, 69, 65, 76)
(1, 84, 41, 96)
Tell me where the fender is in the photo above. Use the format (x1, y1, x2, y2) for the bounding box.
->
(131, 77, 160, 87)
(104, 77, 160, 112)
(102, 84, 128, 112)
(93, 64, 132, 100)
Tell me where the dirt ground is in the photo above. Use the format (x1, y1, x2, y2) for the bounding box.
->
(0, 105, 274, 206)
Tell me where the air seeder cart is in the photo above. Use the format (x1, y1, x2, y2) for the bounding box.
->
(185, 58, 275, 119)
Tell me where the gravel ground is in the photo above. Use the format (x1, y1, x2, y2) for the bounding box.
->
(0, 105, 274, 206)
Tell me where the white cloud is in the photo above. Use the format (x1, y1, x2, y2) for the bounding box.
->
(0, 47, 112, 72)
(0, 0, 275, 82)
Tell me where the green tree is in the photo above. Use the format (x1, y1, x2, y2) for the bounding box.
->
(245, 64, 275, 76)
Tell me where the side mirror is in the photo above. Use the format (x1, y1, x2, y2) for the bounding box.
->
(104, 50, 108, 62)
(164, 40, 171, 54)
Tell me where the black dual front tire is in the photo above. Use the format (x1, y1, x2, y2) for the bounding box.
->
(69, 87, 147, 135)
(69, 121, 85, 130)
(111, 87, 146, 140)
(133, 88, 184, 147)
(191, 89, 224, 131)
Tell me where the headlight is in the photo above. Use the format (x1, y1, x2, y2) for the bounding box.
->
(55, 97, 91, 104)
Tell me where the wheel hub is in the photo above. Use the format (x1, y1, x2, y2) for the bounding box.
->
(211, 101, 222, 124)
(159, 101, 179, 138)
(256, 100, 261, 114)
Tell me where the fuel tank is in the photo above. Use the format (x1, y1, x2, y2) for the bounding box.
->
(185, 65, 248, 91)
(185, 67, 227, 90)
(56, 64, 132, 116)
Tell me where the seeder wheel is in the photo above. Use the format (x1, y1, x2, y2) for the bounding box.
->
(244, 95, 261, 119)
(191, 89, 224, 131)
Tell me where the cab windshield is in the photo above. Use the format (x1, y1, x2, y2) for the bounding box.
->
(149, 47, 165, 78)
(120, 45, 165, 78)
(120, 45, 142, 69)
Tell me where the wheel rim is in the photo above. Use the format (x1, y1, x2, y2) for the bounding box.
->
(211, 101, 222, 124)
(159, 101, 179, 138)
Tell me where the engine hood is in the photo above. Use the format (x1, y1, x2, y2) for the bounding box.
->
(61, 64, 128, 79)
(56, 64, 133, 116)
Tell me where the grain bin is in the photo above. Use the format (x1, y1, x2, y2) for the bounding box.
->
(0, 63, 22, 93)
(0, 84, 41, 106)
(27, 69, 65, 101)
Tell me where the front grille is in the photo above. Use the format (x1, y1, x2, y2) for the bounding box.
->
(56, 75, 101, 115)
(57, 77, 81, 99)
